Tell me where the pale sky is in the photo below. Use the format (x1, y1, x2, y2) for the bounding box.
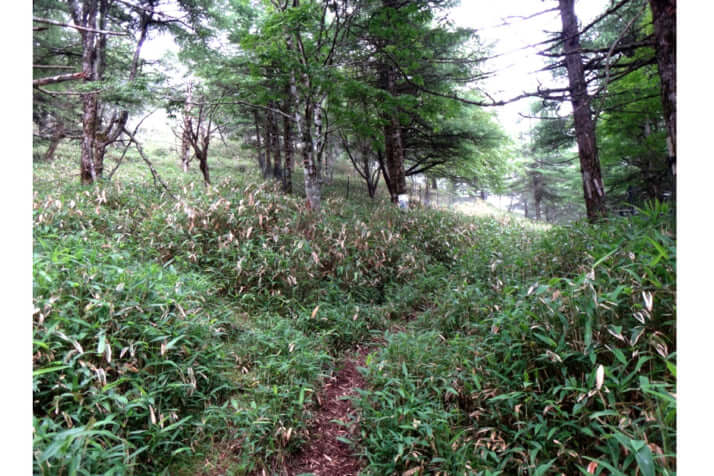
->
(449, 0, 608, 136)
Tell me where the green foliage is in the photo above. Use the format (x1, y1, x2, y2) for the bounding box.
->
(355, 204, 676, 475)
(33, 124, 674, 474)
(33, 232, 241, 473)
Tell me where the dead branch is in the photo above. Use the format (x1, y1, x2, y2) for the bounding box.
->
(33, 71, 86, 87)
(107, 110, 157, 180)
(36, 86, 104, 96)
(33, 17, 129, 36)
(122, 126, 176, 199)
(33, 64, 76, 70)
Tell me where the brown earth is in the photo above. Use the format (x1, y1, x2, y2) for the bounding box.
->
(285, 347, 370, 476)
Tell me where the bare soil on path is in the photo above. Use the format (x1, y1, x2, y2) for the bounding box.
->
(285, 346, 370, 476)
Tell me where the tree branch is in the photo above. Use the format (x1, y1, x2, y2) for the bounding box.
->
(33, 71, 86, 86)
(33, 17, 129, 36)
(122, 126, 176, 198)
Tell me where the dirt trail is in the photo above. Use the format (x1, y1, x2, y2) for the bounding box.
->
(286, 347, 369, 476)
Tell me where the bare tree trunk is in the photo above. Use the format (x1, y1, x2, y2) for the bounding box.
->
(198, 150, 210, 185)
(385, 117, 407, 203)
(263, 111, 273, 179)
(288, 68, 320, 210)
(559, 0, 607, 222)
(533, 173, 543, 221)
(283, 107, 294, 193)
(181, 82, 193, 172)
(649, 0, 676, 211)
(254, 111, 265, 172)
(424, 176, 431, 206)
(187, 104, 213, 186)
(313, 98, 326, 185)
(270, 107, 283, 180)
(301, 102, 321, 210)
(380, 65, 407, 203)
(80, 94, 99, 184)
(649, 0, 676, 163)
(286, 7, 321, 211)
(77, 0, 99, 184)
(44, 123, 65, 161)
(92, 6, 146, 179)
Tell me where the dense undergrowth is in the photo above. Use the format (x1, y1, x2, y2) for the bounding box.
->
(356, 201, 675, 475)
(33, 160, 675, 475)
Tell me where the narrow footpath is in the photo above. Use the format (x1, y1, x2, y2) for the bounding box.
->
(286, 348, 369, 476)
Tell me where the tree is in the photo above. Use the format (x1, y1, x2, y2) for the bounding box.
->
(597, 65, 671, 205)
(558, 0, 607, 222)
(66, 0, 152, 184)
(183, 89, 225, 185)
(647, 0, 675, 161)
(34, 0, 217, 185)
(516, 102, 584, 223)
(332, 0, 507, 204)
(180, 81, 194, 172)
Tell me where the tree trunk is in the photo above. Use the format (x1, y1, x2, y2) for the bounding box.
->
(78, 0, 99, 185)
(364, 142, 379, 199)
(92, 8, 146, 180)
(72, 0, 149, 184)
(559, 0, 607, 222)
(377, 0, 408, 204)
(254, 111, 265, 172)
(263, 111, 273, 179)
(198, 150, 210, 185)
(270, 107, 283, 180)
(380, 64, 407, 203)
(648, 0, 676, 163)
(313, 98, 326, 185)
(386, 113, 407, 203)
(181, 82, 193, 172)
(302, 104, 321, 211)
(44, 123, 65, 161)
(424, 176, 431, 206)
(290, 72, 321, 210)
(287, 17, 321, 211)
(533, 173, 543, 221)
(283, 107, 294, 193)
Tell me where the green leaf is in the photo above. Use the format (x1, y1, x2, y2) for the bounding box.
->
(666, 361, 677, 377)
(593, 248, 618, 268)
(33, 365, 69, 377)
(634, 444, 655, 476)
(610, 346, 627, 365)
(534, 458, 557, 476)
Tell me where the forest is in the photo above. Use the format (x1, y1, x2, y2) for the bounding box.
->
(31, 0, 676, 474)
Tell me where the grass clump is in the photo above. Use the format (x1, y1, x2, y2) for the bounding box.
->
(33, 152, 675, 475)
(355, 202, 675, 475)
(33, 231, 241, 474)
